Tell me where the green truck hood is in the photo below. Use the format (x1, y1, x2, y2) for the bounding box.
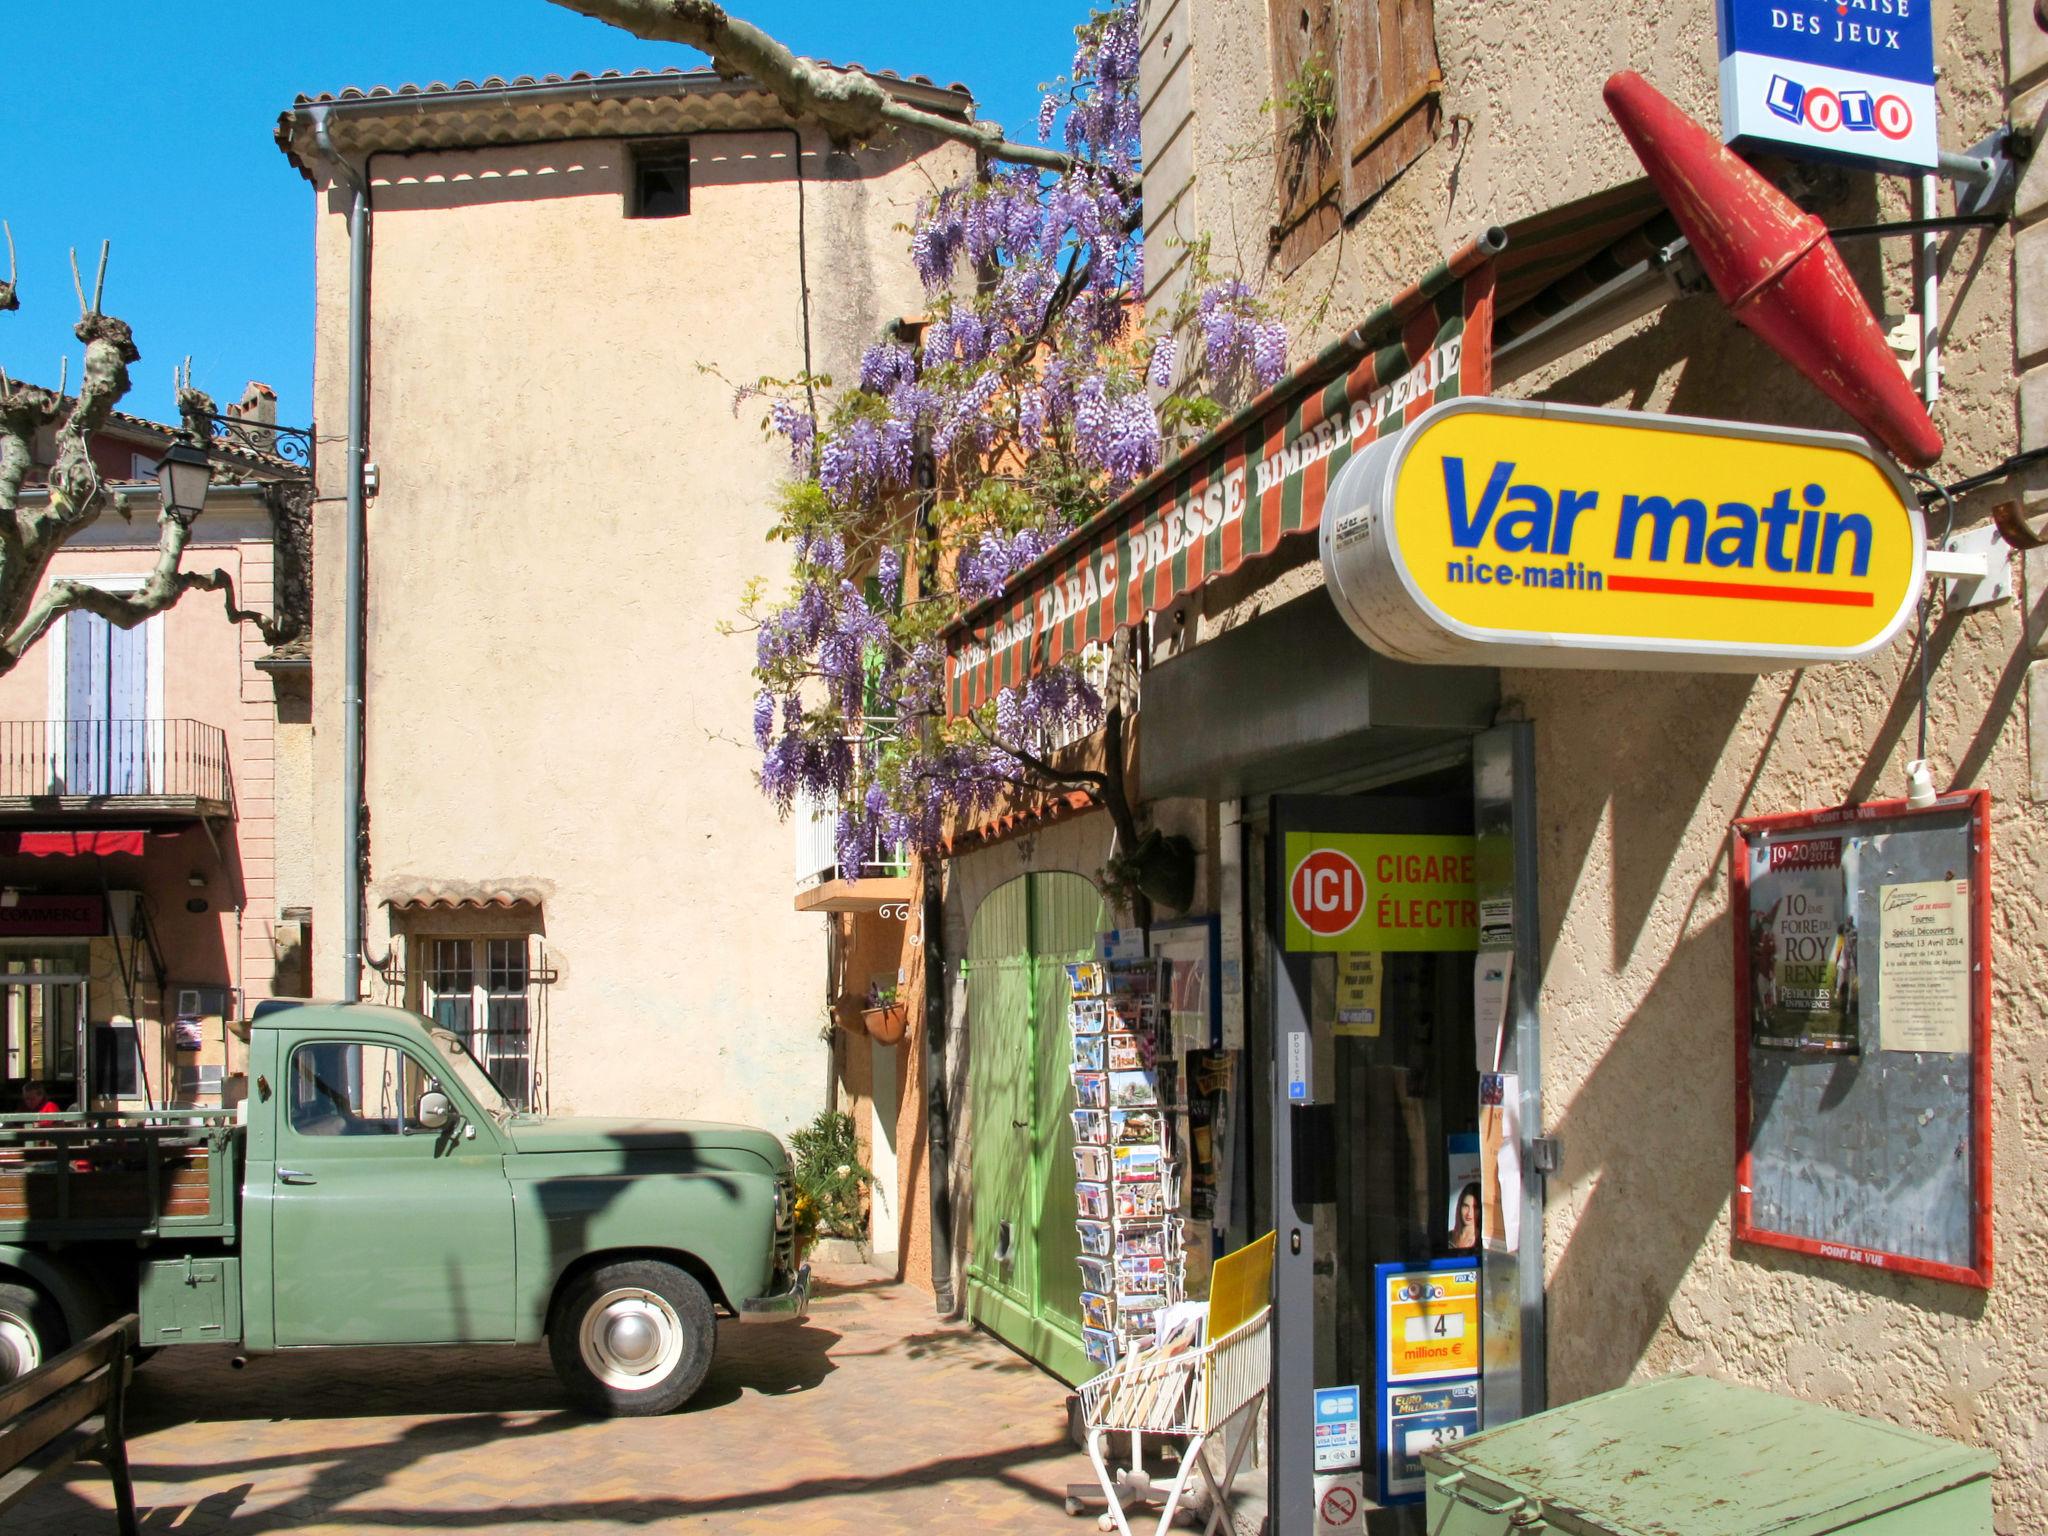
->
(506, 1116, 787, 1172)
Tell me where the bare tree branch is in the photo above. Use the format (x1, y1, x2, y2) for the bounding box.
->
(545, 0, 1074, 172)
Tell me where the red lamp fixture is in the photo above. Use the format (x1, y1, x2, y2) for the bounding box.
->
(1603, 69, 1944, 468)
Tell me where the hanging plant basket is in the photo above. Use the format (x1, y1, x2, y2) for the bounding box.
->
(1112, 828, 1197, 913)
(860, 1000, 910, 1045)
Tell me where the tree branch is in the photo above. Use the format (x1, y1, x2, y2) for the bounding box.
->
(546, 0, 1074, 171)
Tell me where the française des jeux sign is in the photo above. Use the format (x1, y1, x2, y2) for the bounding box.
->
(1319, 400, 1924, 671)
(1717, 0, 1936, 171)
(1284, 833, 1478, 953)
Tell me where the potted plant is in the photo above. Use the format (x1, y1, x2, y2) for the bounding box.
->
(859, 980, 910, 1045)
(788, 1110, 874, 1264)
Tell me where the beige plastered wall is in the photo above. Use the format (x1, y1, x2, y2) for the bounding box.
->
(307, 125, 972, 1136)
(1149, 0, 2048, 1524)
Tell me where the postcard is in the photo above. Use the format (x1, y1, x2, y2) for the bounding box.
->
(1082, 1326, 1119, 1367)
(1110, 1108, 1163, 1145)
(1066, 962, 1104, 997)
(1073, 1034, 1105, 1072)
(1070, 998, 1106, 1035)
(1108, 996, 1151, 1033)
(1080, 1292, 1114, 1331)
(1077, 1181, 1109, 1220)
(1074, 1072, 1107, 1110)
(1074, 1145, 1110, 1182)
(1106, 1034, 1146, 1072)
(1078, 1256, 1112, 1294)
(1113, 1145, 1162, 1182)
(1115, 1183, 1166, 1219)
(1117, 1254, 1168, 1286)
(1117, 1228, 1166, 1259)
(1108, 1069, 1156, 1109)
(1077, 1220, 1112, 1257)
(1071, 1109, 1108, 1146)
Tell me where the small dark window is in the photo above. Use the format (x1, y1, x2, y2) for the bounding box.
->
(631, 146, 691, 219)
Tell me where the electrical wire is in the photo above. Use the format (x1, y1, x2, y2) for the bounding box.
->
(1915, 445, 2048, 504)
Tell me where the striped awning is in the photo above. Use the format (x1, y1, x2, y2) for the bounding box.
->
(941, 185, 1672, 717)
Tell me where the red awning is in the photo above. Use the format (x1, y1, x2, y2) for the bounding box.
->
(4, 830, 148, 858)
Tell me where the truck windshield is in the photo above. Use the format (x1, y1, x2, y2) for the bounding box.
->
(428, 1028, 514, 1124)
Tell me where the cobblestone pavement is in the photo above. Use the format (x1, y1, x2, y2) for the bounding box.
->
(17, 1267, 1105, 1534)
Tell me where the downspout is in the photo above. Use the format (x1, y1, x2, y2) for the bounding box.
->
(312, 109, 370, 1003)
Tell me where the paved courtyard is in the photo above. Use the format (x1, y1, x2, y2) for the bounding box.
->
(18, 1266, 1107, 1534)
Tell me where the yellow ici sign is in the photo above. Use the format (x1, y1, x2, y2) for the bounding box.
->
(1320, 400, 1926, 670)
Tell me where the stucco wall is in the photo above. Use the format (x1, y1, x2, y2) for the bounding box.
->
(1152, 0, 2046, 1523)
(307, 124, 971, 1136)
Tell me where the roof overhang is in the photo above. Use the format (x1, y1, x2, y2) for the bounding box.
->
(276, 65, 978, 184)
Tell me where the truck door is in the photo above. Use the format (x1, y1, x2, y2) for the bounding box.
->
(269, 1035, 517, 1345)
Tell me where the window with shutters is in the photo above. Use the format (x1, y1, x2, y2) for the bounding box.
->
(1269, 0, 1442, 272)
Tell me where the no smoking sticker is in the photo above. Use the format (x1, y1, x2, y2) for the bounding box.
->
(1314, 1471, 1365, 1534)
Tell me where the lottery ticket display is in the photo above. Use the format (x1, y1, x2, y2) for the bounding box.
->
(1067, 956, 1185, 1370)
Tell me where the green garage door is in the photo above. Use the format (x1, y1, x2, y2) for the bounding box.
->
(965, 871, 1104, 1384)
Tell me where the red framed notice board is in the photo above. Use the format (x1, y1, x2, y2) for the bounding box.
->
(1731, 790, 1991, 1288)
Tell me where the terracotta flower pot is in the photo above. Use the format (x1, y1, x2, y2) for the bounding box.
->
(860, 1001, 909, 1045)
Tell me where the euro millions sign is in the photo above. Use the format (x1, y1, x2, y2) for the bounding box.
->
(1717, 0, 1936, 171)
(1285, 833, 1478, 953)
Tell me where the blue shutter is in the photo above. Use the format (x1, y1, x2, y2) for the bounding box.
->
(62, 611, 106, 793)
(107, 620, 148, 791)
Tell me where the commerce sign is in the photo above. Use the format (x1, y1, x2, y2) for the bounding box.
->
(1284, 833, 1477, 953)
(1320, 399, 1924, 671)
(1716, 0, 1936, 171)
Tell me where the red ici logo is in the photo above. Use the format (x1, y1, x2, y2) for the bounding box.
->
(1290, 849, 1366, 937)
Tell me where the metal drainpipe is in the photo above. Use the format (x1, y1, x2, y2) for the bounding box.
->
(312, 109, 370, 1003)
(921, 860, 956, 1314)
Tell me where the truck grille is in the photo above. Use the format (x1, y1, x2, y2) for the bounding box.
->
(773, 1175, 797, 1276)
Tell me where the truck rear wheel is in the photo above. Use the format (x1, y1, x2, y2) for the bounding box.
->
(549, 1260, 715, 1416)
(0, 1280, 65, 1384)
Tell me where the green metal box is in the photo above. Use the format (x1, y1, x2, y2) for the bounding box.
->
(1423, 1375, 1994, 1535)
(138, 1255, 243, 1346)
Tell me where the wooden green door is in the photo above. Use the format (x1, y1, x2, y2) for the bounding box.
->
(965, 871, 1104, 1384)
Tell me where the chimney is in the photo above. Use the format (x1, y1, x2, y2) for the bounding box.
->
(228, 381, 278, 452)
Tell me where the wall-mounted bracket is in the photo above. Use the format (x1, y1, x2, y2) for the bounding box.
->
(1924, 524, 2014, 611)
(1941, 124, 2029, 220)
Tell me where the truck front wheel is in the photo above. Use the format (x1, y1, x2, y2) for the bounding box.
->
(0, 1280, 65, 1384)
(549, 1260, 715, 1416)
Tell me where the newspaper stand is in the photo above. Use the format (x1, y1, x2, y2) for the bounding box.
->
(1066, 1235, 1274, 1536)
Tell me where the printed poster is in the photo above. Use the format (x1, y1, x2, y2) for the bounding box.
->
(1472, 950, 1512, 1068)
(1380, 1265, 1481, 1382)
(1383, 1380, 1480, 1501)
(1334, 951, 1383, 1037)
(1747, 836, 1860, 1052)
(1478, 1073, 1519, 1254)
(1878, 879, 1970, 1053)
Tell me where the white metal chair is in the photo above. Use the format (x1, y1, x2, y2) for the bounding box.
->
(1072, 1304, 1272, 1534)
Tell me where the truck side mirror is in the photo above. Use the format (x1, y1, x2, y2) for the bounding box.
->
(417, 1090, 455, 1132)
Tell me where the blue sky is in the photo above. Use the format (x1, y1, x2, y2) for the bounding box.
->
(2, 1, 1086, 430)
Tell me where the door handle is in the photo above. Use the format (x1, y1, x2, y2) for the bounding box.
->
(277, 1168, 316, 1185)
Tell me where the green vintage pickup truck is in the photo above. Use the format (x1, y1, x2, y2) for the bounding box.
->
(0, 1000, 808, 1415)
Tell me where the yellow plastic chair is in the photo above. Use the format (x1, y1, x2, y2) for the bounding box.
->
(1069, 1232, 1274, 1535)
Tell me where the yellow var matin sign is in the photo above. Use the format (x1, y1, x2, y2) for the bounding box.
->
(1321, 400, 1926, 670)
(1285, 832, 1477, 952)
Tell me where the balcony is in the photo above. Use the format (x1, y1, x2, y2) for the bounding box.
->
(0, 720, 232, 822)
(792, 731, 913, 914)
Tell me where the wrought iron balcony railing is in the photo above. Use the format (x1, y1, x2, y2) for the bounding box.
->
(0, 720, 231, 805)
(793, 723, 910, 888)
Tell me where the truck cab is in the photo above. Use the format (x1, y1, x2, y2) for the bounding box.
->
(0, 1001, 808, 1415)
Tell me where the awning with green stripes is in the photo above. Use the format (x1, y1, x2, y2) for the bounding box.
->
(942, 183, 1670, 718)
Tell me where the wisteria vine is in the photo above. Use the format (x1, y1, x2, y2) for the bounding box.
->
(744, 1, 1289, 880)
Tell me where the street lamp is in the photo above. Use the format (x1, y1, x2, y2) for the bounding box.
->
(155, 434, 212, 521)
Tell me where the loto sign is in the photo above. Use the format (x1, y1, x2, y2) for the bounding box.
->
(1716, 0, 1936, 172)
(1320, 399, 1924, 671)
